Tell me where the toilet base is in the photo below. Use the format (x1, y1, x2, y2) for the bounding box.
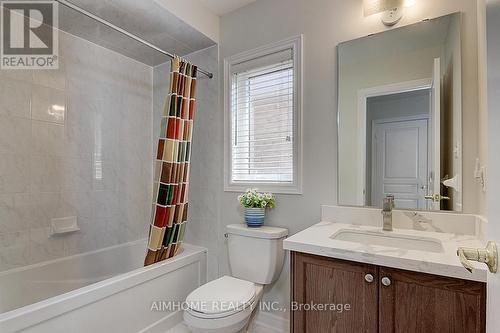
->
(184, 284, 263, 333)
(184, 307, 252, 333)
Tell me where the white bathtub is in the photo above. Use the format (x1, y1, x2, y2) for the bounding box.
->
(0, 240, 207, 333)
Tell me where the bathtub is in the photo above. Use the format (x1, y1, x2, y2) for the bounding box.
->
(0, 239, 207, 333)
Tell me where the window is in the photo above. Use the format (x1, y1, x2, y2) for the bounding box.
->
(224, 36, 302, 194)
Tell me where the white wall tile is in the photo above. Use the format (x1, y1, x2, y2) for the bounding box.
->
(63, 218, 108, 255)
(29, 192, 62, 229)
(28, 227, 65, 264)
(30, 155, 63, 193)
(0, 231, 30, 271)
(0, 80, 31, 119)
(64, 94, 95, 160)
(32, 58, 66, 91)
(59, 191, 94, 220)
(31, 121, 65, 156)
(0, 30, 153, 272)
(0, 194, 30, 233)
(61, 157, 93, 192)
(0, 68, 33, 83)
(0, 154, 30, 193)
(31, 85, 66, 124)
(0, 115, 31, 154)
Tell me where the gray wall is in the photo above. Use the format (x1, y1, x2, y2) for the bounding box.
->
(486, 0, 500, 329)
(216, 0, 482, 319)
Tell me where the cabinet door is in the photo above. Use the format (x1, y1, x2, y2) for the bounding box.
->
(291, 252, 378, 333)
(379, 267, 486, 333)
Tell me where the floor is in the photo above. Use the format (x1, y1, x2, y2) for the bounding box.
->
(167, 323, 191, 333)
(167, 322, 283, 333)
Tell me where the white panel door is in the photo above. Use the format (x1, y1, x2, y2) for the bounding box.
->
(430, 57, 442, 210)
(486, 1, 500, 330)
(372, 118, 428, 209)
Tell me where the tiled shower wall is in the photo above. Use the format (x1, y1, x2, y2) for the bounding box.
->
(0, 30, 153, 271)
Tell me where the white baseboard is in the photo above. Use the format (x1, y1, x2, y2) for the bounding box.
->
(149, 310, 290, 333)
(251, 310, 289, 333)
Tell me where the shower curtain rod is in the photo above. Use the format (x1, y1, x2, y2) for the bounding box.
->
(55, 0, 214, 79)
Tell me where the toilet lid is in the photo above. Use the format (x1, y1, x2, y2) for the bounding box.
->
(185, 276, 256, 315)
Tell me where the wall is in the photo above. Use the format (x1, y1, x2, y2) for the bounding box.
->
(217, 0, 482, 320)
(154, 0, 220, 43)
(486, 0, 500, 329)
(0, 30, 153, 272)
(441, 14, 463, 211)
(477, 0, 488, 217)
(153, 45, 221, 281)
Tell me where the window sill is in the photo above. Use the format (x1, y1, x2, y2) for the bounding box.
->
(224, 183, 303, 195)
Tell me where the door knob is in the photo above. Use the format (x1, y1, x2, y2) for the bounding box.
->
(381, 277, 391, 286)
(424, 194, 450, 202)
(457, 241, 498, 273)
(364, 274, 374, 283)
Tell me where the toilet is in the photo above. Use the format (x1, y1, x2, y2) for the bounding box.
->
(183, 224, 288, 333)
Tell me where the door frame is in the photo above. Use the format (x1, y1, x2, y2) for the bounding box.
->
(370, 115, 430, 209)
(356, 78, 433, 205)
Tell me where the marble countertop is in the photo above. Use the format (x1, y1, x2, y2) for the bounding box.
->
(284, 222, 488, 282)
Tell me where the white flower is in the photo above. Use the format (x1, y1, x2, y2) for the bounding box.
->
(238, 189, 276, 209)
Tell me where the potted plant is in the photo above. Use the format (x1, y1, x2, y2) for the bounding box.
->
(238, 189, 276, 227)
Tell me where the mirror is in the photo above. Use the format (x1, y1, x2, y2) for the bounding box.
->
(337, 13, 462, 211)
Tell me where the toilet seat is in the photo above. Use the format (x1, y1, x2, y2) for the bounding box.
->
(185, 276, 256, 319)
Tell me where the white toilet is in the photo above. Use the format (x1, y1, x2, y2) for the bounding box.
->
(183, 224, 288, 333)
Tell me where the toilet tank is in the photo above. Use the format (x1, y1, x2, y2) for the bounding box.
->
(226, 224, 288, 285)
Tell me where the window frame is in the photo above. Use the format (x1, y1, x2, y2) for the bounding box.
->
(223, 35, 303, 194)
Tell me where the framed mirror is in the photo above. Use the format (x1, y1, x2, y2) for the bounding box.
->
(337, 13, 462, 211)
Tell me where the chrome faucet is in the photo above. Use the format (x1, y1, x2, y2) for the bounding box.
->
(382, 194, 395, 231)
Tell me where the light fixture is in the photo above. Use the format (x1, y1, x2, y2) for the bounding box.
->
(380, 7, 404, 26)
(363, 0, 416, 26)
(404, 0, 416, 7)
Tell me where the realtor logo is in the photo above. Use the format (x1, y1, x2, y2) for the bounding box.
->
(1, 1, 58, 69)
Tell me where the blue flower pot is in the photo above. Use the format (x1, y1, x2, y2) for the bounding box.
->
(244, 208, 266, 227)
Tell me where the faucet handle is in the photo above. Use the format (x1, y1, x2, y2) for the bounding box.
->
(383, 194, 395, 210)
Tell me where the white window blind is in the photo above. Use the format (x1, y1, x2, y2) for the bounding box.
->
(230, 49, 295, 184)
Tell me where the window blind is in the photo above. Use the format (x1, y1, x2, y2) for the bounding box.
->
(230, 49, 295, 184)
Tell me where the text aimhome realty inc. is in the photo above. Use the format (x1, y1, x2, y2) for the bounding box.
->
(150, 300, 352, 313)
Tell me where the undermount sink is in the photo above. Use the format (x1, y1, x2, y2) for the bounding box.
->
(330, 229, 444, 253)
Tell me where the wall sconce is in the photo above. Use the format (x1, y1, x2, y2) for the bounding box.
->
(363, 0, 416, 26)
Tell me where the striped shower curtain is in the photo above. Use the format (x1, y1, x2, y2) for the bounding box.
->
(145, 57, 197, 266)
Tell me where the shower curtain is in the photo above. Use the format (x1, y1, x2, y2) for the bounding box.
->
(145, 57, 197, 266)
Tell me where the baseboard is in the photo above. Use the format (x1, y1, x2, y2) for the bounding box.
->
(252, 310, 289, 333)
(138, 311, 183, 333)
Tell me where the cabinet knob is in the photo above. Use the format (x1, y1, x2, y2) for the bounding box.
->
(364, 273, 374, 283)
(381, 277, 391, 286)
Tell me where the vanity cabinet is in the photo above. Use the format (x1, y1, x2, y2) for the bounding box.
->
(291, 252, 486, 333)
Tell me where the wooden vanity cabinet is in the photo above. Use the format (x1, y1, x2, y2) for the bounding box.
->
(378, 266, 486, 333)
(291, 252, 486, 333)
(291, 252, 378, 333)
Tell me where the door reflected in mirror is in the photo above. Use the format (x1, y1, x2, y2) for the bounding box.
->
(337, 13, 462, 211)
